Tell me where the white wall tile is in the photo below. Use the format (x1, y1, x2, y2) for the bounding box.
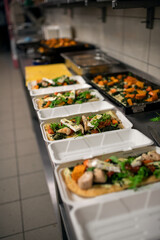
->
(148, 20, 160, 68)
(107, 6, 124, 17)
(123, 55, 148, 72)
(123, 8, 146, 18)
(148, 65, 160, 85)
(123, 17, 150, 62)
(102, 16, 124, 52)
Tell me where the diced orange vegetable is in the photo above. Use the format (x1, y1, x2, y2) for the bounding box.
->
(127, 98, 133, 106)
(83, 159, 89, 167)
(135, 91, 146, 100)
(63, 82, 68, 86)
(125, 94, 135, 99)
(124, 84, 128, 89)
(34, 85, 39, 89)
(57, 82, 62, 86)
(107, 81, 114, 86)
(117, 74, 122, 80)
(104, 159, 111, 162)
(112, 119, 118, 125)
(95, 75, 103, 80)
(136, 80, 144, 89)
(71, 165, 86, 182)
(110, 88, 117, 94)
(67, 98, 73, 104)
(58, 101, 65, 106)
(149, 89, 160, 96)
(146, 86, 152, 92)
(44, 101, 52, 108)
(124, 87, 135, 93)
(152, 93, 158, 101)
(86, 93, 91, 99)
(113, 79, 119, 83)
(48, 128, 54, 134)
(98, 81, 104, 86)
(37, 79, 42, 83)
(103, 80, 108, 84)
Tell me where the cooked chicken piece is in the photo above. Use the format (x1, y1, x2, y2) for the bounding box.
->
(87, 158, 120, 173)
(42, 80, 49, 87)
(93, 168, 107, 183)
(78, 171, 93, 190)
(82, 115, 89, 132)
(142, 151, 160, 161)
(131, 156, 142, 167)
(79, 124, 84, 134)
(57, 127, 72, 136)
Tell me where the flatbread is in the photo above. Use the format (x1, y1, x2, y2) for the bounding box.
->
(44, 110, 124, 141)
(62, 168, 160, 198)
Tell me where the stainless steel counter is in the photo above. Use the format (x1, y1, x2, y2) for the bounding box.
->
(18, 51, 160, 240)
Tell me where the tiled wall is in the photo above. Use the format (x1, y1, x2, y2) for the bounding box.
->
(44, 6, 160, 83)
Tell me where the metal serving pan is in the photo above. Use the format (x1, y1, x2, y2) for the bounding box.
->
(38, 39, 95, 56)
(85, 71, 160, 114)
(61, 50, 119, 75)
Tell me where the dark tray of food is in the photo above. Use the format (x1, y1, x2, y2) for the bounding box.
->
(37, 38, 95, 55)
(85, 72, 160, 114)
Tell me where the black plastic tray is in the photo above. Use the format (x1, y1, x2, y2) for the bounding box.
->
(39, 40, 95, 56)
(84, 71, 160, 114)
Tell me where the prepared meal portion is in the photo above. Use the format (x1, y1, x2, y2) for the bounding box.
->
(62, 150, 160, 198)
(38, 38, 77, 53)
(36, 89, 99, 109)
(92, 73, 160, 106)
(44, 110, 124, 141)
(32, 75, 78, 89)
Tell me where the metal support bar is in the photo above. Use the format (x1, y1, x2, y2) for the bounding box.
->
(146, 7, 155, 29)
(101, 7, 106, 23)
(112, 0, 160, 9)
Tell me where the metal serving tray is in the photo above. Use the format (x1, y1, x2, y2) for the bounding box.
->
(39, 39, 95, 56)
(61, 50, 119, 75)
(85, 71, 160, 114)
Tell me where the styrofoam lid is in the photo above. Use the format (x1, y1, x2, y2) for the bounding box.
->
(70, 186, 160, 240)
(48, 129, 153, 164)
(37, 101, 113, 121)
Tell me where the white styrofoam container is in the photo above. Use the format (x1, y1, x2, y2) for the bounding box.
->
(28, 76, 90, 96)
(54, 130, 154, 206)
(33, 88, 104, 111)
(37, 101, 114, 121)
(41, 108, 133, 143)
(70, 182, 160, 240)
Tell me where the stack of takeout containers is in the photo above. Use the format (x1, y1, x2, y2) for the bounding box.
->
(26, 64, 160, 240)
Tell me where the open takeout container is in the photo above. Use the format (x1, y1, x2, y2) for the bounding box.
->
(28, 76, 90, 96)
(40, 106, 133, 143)
(33, 88, 104, 111)
(70, 184, 160, 240)
(53, 129, 156, 206)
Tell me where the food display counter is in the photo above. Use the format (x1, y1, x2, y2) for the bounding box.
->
(18, 49, 160, 240)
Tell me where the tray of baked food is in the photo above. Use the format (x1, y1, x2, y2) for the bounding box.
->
(62, 50, 119, 75)
(85, 71, 160, 114)
(37, 38, 95, 55)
